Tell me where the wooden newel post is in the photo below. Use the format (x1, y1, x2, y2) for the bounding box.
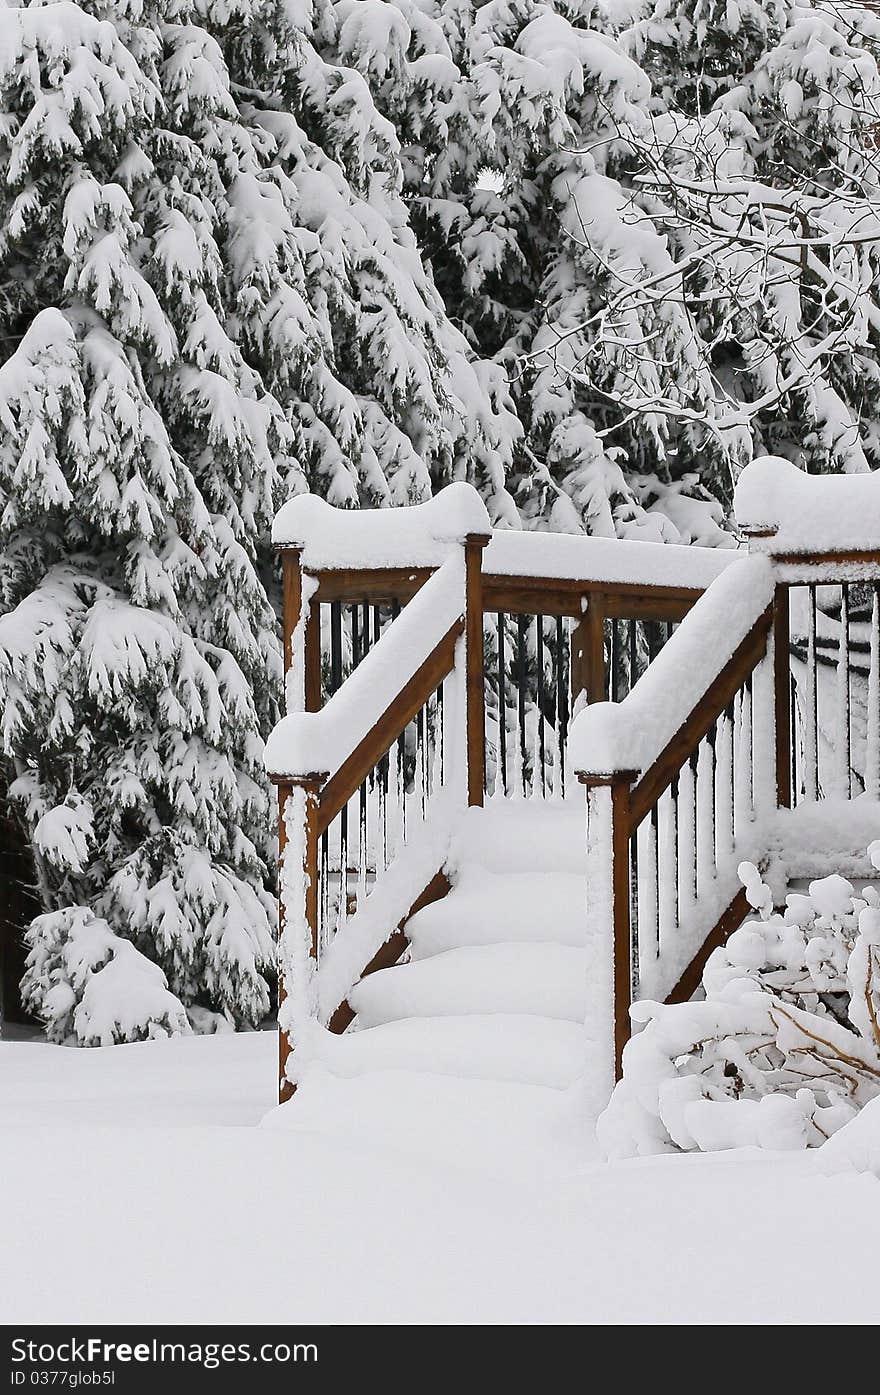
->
(277, 773, 323, 1105)
(465, 532, 491, 807)
(280, 545, 321, 714)
(571, 594, 606, 706)
(773, 582, 792, 810)
(609, 773, 636, 1079)
(580, 769, 637, 1082)
(281, 548, 301, 679)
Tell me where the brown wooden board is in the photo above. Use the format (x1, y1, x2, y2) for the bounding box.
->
(326, 871, 452, 1034)
(317, 619, 463, 832)
(311, 567, 435, 604)
(627, 607, 773, 830)
(664, 887, 751, 1005)
(611, 779, 633, 1079)
(465, 536, 488, 805)
(482, 574, 704, 619)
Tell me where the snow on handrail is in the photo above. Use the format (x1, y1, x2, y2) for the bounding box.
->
(272, 482, 741, 589)
(482, 530, 738, 590)
(569, 555, 774, 780)
(271, 483, 491, 566)
(735, 456, 880, 555)
(264, 554, 465, 780)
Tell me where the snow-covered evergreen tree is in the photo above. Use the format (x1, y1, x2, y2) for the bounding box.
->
(337, 0, 880, 533)
(609, 0, 880, 477)
(0, 0, 515, 1036)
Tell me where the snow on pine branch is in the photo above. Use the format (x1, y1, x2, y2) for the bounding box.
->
(523, 0, 880, 475)
(22, 907, 191, 1047)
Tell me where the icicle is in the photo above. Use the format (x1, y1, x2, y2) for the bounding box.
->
(657, 788, 677, 945)
(431, 690, 444, 802)
(733, 688, 753, 834)
(529, 704, 543, 802)
(492, 700, 505, 800)
(550, 714, 563, 803)
(336, 800, 349, 938)
(637, 814, 658, 972)
(511, 685, 524, 798)
(804, 586, 818, 801)
(414, 710, 426, 821)
(677, 758, 696, 918)
(832, 585, 850, 798)
(751, 648, 775, 817)
(695, 738, 715, 896)
(715, 710, 734, 865)
(358, 779, 368, 907)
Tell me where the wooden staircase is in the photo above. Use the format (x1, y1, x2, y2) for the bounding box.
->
(266, 469, 880, 1111)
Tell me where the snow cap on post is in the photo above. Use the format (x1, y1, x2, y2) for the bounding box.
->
(568, 701, 639, 783)
(271, 484, 492, 568)
(734, 457, 880, 554)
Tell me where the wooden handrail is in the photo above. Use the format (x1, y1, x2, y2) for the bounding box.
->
(290, 557, 710, 618)
(275, 542, 481, 1102)
(626, 605, 773, 829)
(577, 586, 777, 1080)
(316, 618, 463, 834)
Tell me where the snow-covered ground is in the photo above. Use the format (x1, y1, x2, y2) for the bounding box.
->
(2, 1031, 877, 1325)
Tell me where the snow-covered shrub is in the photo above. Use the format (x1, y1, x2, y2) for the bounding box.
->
(598, 847, 880, 1157)
(22, 907, 191, 1047)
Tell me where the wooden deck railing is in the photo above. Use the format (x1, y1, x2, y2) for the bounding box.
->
(573, 558, 779, 1076)
(266, 469, 880, 1103)
(571, 460, 880, 1081)
(266, 487, 736, 1100)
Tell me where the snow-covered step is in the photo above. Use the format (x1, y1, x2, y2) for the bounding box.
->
(349, 943, 589, 1028)
(450, 798, 585, 875)
(406, 865, 586, 957)
(311, 1015, 585, 1089)
(264, 1067, 594, 1177)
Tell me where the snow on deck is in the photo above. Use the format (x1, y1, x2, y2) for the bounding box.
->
(1, 1030, 878, 1324)
(482, 527, 739, 588)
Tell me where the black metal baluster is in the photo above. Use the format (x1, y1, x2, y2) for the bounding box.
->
(517, 612, 528, 795)
(330, 601, 343, 696)
(320, 828, 329, 955)
(497, 613, 507, 795)
(790, 669, 798, 807)
(557, 617, 568, 797)
(536, 616, 546, 795)
(629, 617, 639, 694)
(672, 773, 680, 932)
(809, 585, 819, 799)
(651, 803, 661, 954)
(373, 606, 387, 866)
(709, 721, 717, 882)
(417, 703, 427, 817)
(629, 827, 639, 997)
(842, 582, 852, 797)
(358, 605, 369, 893)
